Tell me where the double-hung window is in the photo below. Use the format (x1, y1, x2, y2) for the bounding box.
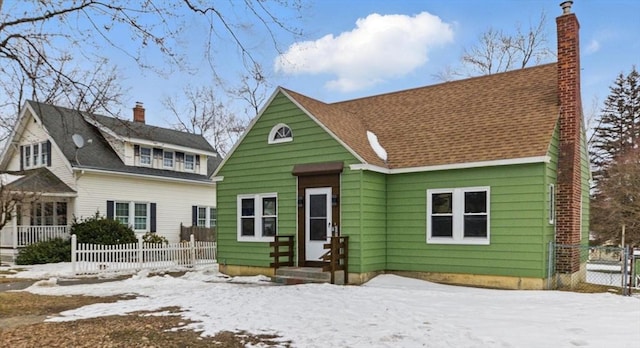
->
(24, 146, 31, 167)
(163, 151, 174, 168)
(140, 147, 152, 166)
(134, 203, 148, 230)
(114, 201, 150, 232)
(33, 146, 40, 166)
(195, 206, 217, 227)
(427, 187, 490, 245)
(237, 194, 277, 241)
(115, 202, 130, 225)
(184, 154, 195, 171)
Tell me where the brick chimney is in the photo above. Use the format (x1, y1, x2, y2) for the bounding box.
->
(133, 102, 145, 123)
(555, 0, 582, 274)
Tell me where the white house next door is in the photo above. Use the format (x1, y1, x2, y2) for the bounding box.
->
(305, 187, 332, 261)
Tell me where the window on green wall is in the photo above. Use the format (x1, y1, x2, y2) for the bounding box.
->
(237, 193, 278, 242)
(427, 187, 490, 245)
(268, 123, 293, 144)
(549, 184, 555, 224)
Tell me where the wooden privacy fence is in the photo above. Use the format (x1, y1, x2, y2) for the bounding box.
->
(180, 224, 216, 242)
(71, 234, 216, 276)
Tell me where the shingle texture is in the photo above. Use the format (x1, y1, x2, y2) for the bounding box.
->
(27, 101, 220, 180)
(6, 168, 75, 194)
(283, 63, 559, 169)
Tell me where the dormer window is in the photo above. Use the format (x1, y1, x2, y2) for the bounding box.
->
(140, 147, 152, 166)
(268, 123, 293, 144)
(163, 151, 174, 168)
(184, 154, 195, 171)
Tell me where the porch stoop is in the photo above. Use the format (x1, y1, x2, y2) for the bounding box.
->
(272, 267, 345, 285)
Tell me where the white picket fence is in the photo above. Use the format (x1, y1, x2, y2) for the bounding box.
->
(71, 234, 216, 275)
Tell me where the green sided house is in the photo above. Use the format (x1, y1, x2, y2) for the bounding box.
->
(213, 3, 590, 289)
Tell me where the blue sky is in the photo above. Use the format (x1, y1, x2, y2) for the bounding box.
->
(120, 0, 639, 129)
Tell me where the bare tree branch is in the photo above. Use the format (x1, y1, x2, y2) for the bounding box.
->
(436, 10, 552, 80)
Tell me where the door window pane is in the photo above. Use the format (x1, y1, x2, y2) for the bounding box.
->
(309, 194, 327, 217)
(309, 219, 327, 241)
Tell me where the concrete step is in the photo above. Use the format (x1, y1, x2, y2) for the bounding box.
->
(272, 267, 345, 285)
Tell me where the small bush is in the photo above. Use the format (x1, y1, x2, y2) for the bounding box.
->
(16, 238, 71, 265)
(72, 213, 137, 245)
(142, 232, 168, 244)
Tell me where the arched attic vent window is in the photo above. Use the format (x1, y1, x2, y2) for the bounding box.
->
(268, 123, 293, 144)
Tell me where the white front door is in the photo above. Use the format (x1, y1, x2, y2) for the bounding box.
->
(305, 187, 332, 261)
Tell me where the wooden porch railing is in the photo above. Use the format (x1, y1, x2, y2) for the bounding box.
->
(0, 225, 70, 248)
(322, 236, 349, 285)
(270, 235, 294, 269)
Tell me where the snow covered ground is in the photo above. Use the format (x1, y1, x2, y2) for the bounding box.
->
(4, 262, 640, 347)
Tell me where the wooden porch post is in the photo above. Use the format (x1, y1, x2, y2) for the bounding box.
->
(11, 210, 17, 251)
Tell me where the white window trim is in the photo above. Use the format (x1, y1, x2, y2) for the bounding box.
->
(196, 205, 216, 228)
(549, 184, 555, 225)
(139, 147, 152, 167)
(23, 142, 47, 169)
(184, 153, 195, 171)
(115, 201, 150, 232)
(268, 123, 293, 144)
(163, 150, 174, 168)
(237, 193, 277, 242)
(426, 186, 490, 245)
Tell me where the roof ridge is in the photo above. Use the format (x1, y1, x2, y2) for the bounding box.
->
(332, 62, 558, 106)
(26, 100, 205, 137)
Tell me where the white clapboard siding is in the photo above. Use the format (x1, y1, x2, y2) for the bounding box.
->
(75, 172, 215, 243)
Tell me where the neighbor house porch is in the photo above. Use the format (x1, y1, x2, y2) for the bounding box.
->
(0, 168, 76, 262)
(0, 199, 73, 262)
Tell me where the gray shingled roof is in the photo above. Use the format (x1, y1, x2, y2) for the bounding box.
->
(6, 167, 76, 194)
(27, 101, 221, 180)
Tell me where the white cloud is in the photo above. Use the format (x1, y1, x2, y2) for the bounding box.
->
(274, 12, 454, 92)
(586, 39, 600, 54)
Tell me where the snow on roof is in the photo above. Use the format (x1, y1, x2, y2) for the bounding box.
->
(366, 130, 387, 162)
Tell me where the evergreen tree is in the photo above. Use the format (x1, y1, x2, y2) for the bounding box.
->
(590, 66, 640, 246)
(590, 66, 640, 176)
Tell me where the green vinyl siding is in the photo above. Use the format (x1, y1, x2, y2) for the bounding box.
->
(386, 163, 551, 278)
(216, 92, 365, 269)
(543, 122, 560, 274)
(358, 170, 386, 272)
(580, 128, 591, 249)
